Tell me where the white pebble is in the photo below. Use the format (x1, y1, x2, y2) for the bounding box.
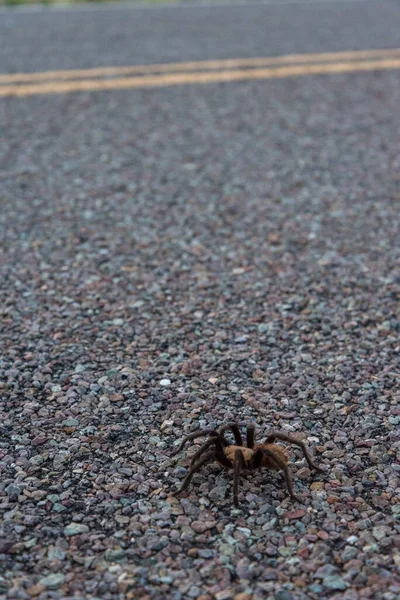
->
(347, 535, 358, 545)
(159, 379, 171, 386)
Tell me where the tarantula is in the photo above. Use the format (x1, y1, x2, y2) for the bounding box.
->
(170, 422, 324, 507)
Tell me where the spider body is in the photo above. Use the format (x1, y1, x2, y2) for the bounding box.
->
(221, 443, 289, 469)
(170, 422, 324, 507)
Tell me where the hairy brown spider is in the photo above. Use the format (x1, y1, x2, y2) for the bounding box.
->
(170, 422, 324, 507)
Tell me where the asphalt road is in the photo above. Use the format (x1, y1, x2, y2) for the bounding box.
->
(1, 2, 400, 599)
(1, 1, 400, 72)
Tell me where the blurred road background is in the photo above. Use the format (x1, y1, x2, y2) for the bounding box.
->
(2, 0, 400, 71)
(1, 1, 400, 599)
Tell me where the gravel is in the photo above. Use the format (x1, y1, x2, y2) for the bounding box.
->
(1, 3, 400, 600)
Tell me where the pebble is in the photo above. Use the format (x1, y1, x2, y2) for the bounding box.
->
(215, 591, 234, 600)
(284, 509, 306, 520)
(39, 574, 65, 589)
(323, 575, 347, 590)
(372, 526, 391, 541)
(160, 379, 172, 386)
(31, 436, 47, 446)
(191, 520, 216, 533)
(5, 484, 21, 499)
(63, 523, 90, 536)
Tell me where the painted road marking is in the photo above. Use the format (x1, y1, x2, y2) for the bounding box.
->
(0, 52, 399, 98)
(1, 48, 400, 85)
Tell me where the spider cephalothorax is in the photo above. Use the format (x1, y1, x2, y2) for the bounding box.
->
(170, 422, 324, 507)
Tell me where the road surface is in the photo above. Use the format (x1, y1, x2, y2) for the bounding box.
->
(1, 1, 400, 599)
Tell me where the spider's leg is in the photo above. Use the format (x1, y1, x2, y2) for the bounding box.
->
(173, 450, 216, 496)
(190, 438, 218, 467)
(246, 424, 256, 448)
(252, 448, 264, 468)
(233, 449, 245, 507)
(255, 448, 301, 503)
(215, 451, 232, 468)
(219, 422, 243, 446)
(170, 429, 218, 456)
(264, 431, 324, 472)
(190, 433, 230, 467)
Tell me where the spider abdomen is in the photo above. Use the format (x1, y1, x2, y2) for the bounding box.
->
(223, 445, 254, 464)
(255, 443, 290, 470)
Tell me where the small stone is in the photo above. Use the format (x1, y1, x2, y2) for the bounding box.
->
(26, 584, 45, 597)
(236, 557, 251, 580)
(314, 565, 340, 579)
(191, 520, 216, 533)
(198, 549, 215, 558)
(341, 546, 358, 562)
(323, 575, 347, 590)
(173, 466, 187, 479)
(112, 318, 124, 326)
(0, 539, 15, 553)
(187, 587, 202, 598)
(317, 530, 330, 540)
(39, 573, 65, 589)
(234, 594, 253, 600)
(278, 547, 293, 557)
(9, 542, 25, 554)
(235, 335, 248, 343)
(215, 590, 234, 600)
(46, 494, 60, 503)
(311, 482, 325, 492)
(284, 509, 306, 520)
(31, 490, 46, 500)
(30, 456, 45, 466)
(296, 467, 311, 479)
(48, 546, 66, 561)
(32, 436, 47, 446)
(237, 527, 251, 537)
(159, 379, 171, 386)
(5, 483, 21, 498)
(308, 584, 323, 594)
(372, 525, 391, 541)
(276, 592, 295, 600)
(61, 418, 80, 427)
(64, 522, 89, 536)
(105, 548, 125, 561)
(347, 535, 358, 544)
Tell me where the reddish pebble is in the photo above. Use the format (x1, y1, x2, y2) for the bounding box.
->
(297, 546, 310, 559)
(191, 520, 216, 533)
(32, 436, 47, 446)
(284, 509, 306, 520)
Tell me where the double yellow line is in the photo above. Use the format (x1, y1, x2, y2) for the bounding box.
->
(1, 48, 400, 98)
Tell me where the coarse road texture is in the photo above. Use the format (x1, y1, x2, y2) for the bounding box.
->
(1, 1, 400, 599)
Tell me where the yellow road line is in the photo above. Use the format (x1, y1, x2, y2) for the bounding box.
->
(1, 57, 399, 98)
(1, 48, 400, 85)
